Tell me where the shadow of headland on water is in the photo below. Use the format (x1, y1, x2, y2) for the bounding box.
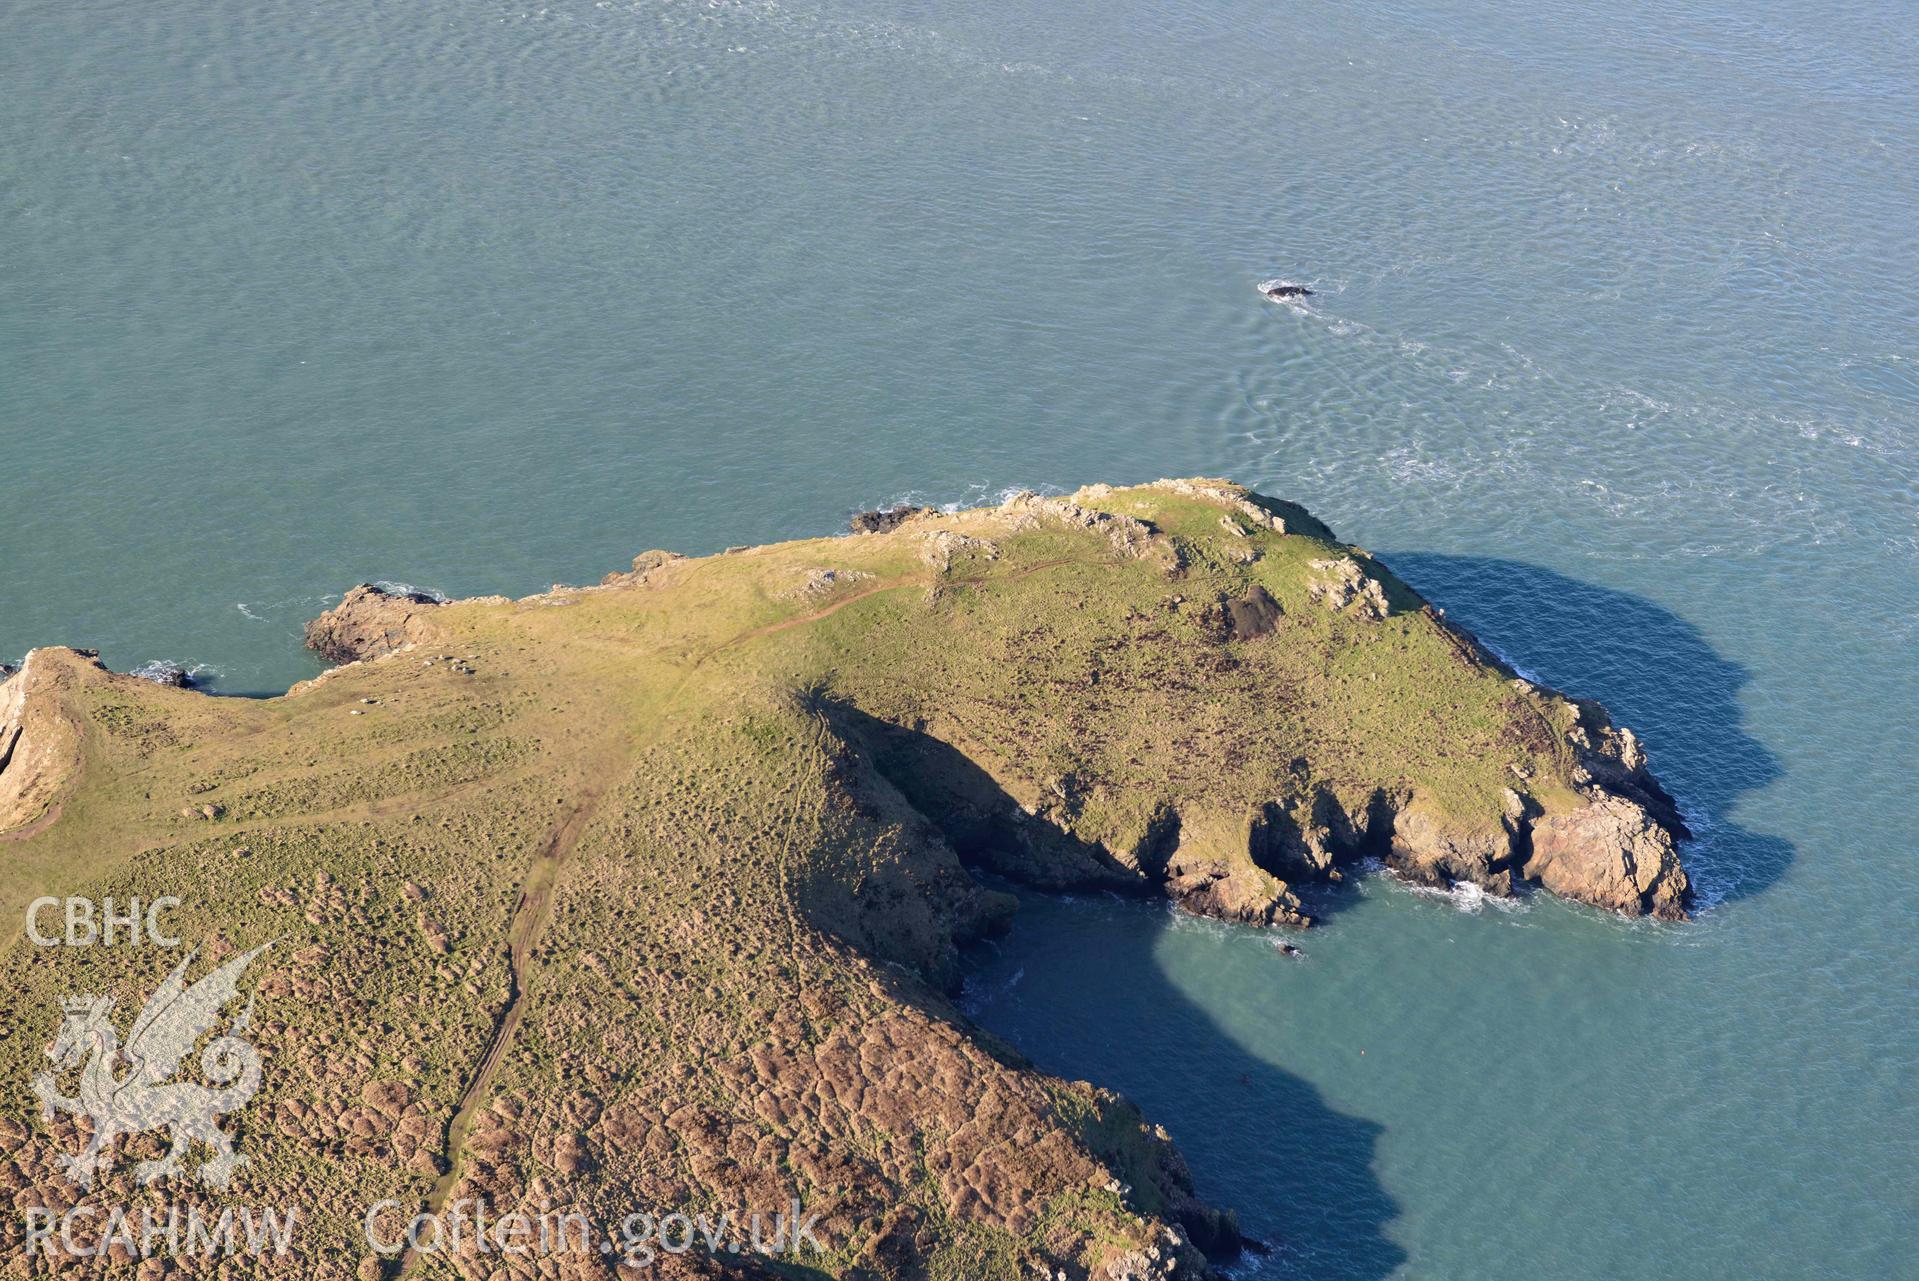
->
(960, 893, 1406, 1280)
(1385, 553, 1790, 906)
(955, 554, 1788, 1278)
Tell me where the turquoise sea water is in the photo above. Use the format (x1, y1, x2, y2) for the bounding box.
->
(3, 0, 1915, 1275)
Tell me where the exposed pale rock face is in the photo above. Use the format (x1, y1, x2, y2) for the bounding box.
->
(1000, 489, 1160, 558)
(1148, 477, 1289, 533)
(631, 548, 684, 575)
(0, 648, 90, 833)
(302, 583, 447, 663)
(782, 566, 876, 600)
(1165, 857, 1307, 928)
(917, 529, 1001, 571)
(600, 548, 686, 587)
(1104, 1245, 1181, 1280)
(1387, 793, 1523, 895)
(1526, 795, 1691, 919)
(1160, 810, 1312, 928)
(1307, 556, 1392, 620)
(1564, 698, 1691, 835)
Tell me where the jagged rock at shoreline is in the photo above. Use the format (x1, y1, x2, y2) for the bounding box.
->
(131, 658, 197, 687)
(851, 504, 929, 535)
(0, 479, 1690, 1278)
(1526, 795, 1689, 917)
(302, 582, 449, 664)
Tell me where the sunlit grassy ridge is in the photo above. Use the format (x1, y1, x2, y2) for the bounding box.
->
(0, 480, 1684, 1279)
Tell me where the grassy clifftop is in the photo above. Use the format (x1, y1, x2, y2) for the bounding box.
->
(0, 480, 1689, 1279)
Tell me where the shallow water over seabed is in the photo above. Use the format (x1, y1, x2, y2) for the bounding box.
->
(3, 0, 1915, 1275)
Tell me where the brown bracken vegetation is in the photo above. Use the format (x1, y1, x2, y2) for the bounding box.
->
(0, 481, 1689, 1279)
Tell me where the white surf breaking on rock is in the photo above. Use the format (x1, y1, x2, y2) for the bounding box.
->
(1396, 876, 1532, 915)
(370, 580, 449, 602)
(1359, 857, 1532, 915)
(129, 660, 223, 686)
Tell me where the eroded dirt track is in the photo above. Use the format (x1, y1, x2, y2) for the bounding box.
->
(401, 758, 617, 1276)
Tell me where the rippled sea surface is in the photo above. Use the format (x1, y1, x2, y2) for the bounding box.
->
(4, 0, 1915, 1275)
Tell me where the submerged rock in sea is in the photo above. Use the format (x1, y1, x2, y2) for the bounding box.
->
(1258, 280, 1314, 300)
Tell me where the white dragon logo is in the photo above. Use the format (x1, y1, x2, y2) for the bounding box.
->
(33, 942, 274, 1190)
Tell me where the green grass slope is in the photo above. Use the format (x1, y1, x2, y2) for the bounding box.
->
(0, 480, 1689, 1280)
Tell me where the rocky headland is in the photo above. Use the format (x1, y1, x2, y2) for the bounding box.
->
(0, 480, 1689, 1279)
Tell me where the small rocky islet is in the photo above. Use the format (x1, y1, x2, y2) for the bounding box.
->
(0, 479, 1690, 1279)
